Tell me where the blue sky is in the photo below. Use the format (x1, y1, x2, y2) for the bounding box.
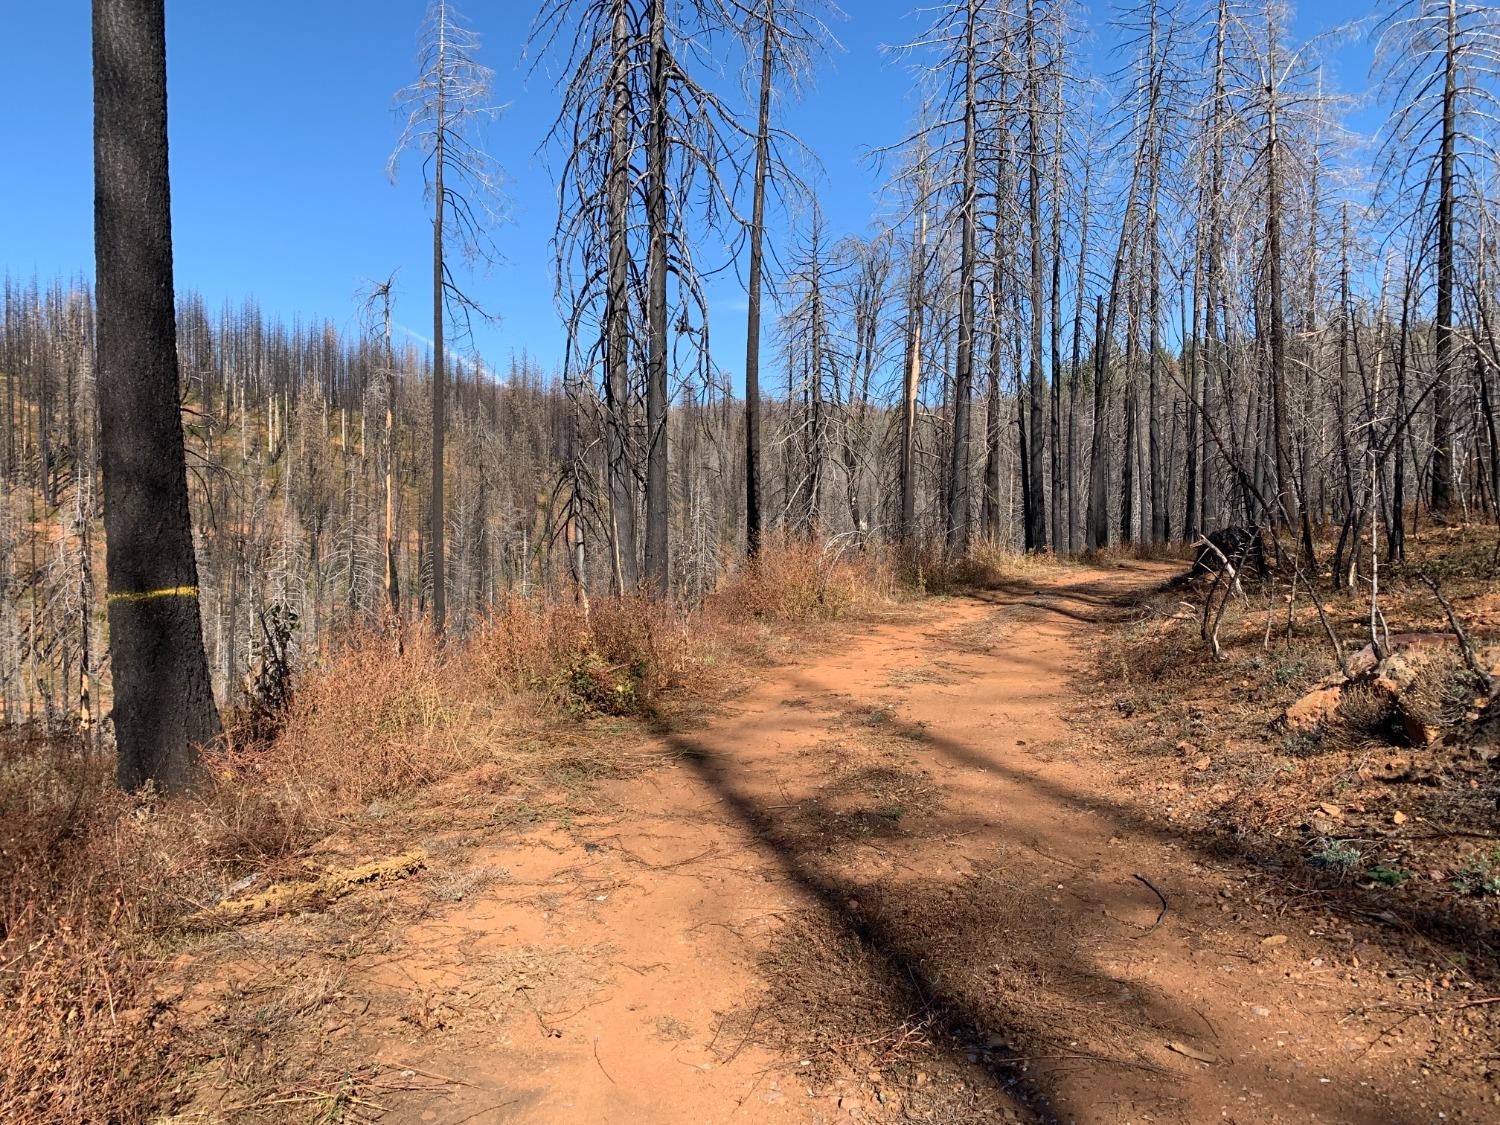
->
(1, 1, 1375, 383)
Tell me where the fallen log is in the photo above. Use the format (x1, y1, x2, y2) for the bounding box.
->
(191, 849, 428, 926)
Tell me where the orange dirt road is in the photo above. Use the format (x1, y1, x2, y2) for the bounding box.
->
(368, 564, 1476, 1124)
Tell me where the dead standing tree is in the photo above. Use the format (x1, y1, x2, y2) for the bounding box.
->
(92, 0, 220, 790)
(359, 271, 402, 622)
(730, 0, 839, 559)
(1086, 3, 1170, 551)
(893, 0, 1003, 557)
(389, 0, 502, 635)
(890, 130, 937, 545)
(537, 0, 746, 597)
(778, 200, 838, 532)
(1375, 0, 1500, 516)
(535, 0, 641, 592)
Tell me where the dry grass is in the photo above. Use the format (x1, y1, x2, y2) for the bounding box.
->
(0, 730, 310, 1121)
(902, 538, 1078, 594)
(788, 760, 941, 849)
(709, 532, 903, 624)
(1080, 520, 1500, 958)
(0, 534, 1062, 1118)
(0, 535, 926, 1119)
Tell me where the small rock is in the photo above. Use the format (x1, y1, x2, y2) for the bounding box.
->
(1261, 934, 1289, 947)
(1166, 1040, 1218, 1064)
(1285, 684, 1344, 733)
(1252, 1006, 1271, 1017)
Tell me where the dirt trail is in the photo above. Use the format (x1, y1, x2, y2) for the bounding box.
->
(365, 563, 1470, 1124)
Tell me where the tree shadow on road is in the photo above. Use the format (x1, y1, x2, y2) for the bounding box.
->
(636, 568, 1446, 1123)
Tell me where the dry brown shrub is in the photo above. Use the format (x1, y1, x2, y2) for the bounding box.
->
(473, 593, 591, 695)
(903, 538, 1071, 594)
(0, 532, 921, 1116)
(261, 627, 498, 808)
(1086, 540, 1186, 564)
(1403, 650, 1479, 730)
(710, 533, 900, 623)
(0, 730, 310, 1121)
(1333, 679, 1402, 743)
(471, 591, 709, 717)
(1326, 650, 1478, 749)
(259, 588, 724, 813)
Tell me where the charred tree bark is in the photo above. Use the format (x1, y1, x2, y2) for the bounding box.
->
(1431, 0, 1458, 512)
(644, 0, 671, 595)
(1024, 1, 1047, 552)
(900, 213, 926, 542)
(431, 59, 447, 634)
(945, 0, 979, 557)
(92, 0, 219, 791)
(743, 2, 774, 558)
(606, 0, 640, 588)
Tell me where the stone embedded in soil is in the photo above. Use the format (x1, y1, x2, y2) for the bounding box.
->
(1282, 648, 1446, 747)
(1285, 683, 1344, 733)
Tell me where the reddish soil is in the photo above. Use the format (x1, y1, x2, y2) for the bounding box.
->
(191, 562, 1497, 1123)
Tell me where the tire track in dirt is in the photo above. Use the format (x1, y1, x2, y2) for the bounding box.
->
(368, 563, 1463, 1124)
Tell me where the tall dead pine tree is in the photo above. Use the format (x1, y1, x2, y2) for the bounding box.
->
(390, 0, 500, 634)
(93, 0, 219, 791)
(1376, 0, 1500, 515)
(740, 0, 837, 557)
(644, 0, 672, 595)
(744, 2, 775, 557)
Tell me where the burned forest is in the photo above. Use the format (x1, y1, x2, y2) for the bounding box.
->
(2, 1, 1499, 1122)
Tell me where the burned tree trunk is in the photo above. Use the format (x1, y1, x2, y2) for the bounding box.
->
(92, 0, 219, 791)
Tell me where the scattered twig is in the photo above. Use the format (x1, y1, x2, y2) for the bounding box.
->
(384, 1061, 482, 1089)
(1131, 874, 1170, 936)
(1018, 839, 1087, 871)
(1418, 573, 1493, 692)
(1191, 1005, 1220, 1041)
(1305, 582, 1351, 677)
(516, 985, 561, 1038)
(1164, 1040, 1218, 1065)
(592, 1036, 618, 1085)
(1442, 996, 1500, 1012)
(448, 1102, 522, 1124)
(991, 1051, 1172, 1075)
